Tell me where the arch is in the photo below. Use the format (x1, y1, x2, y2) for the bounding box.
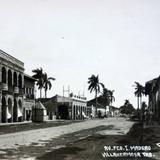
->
(58, 105, 69, 119)
(8, 69, 12, 87)
(18, 74, 22, 88)
(8, 98, 12, 122)
(18, 100, 22, 110)
(13, 98, 17, 122)
(13, 72, 17, 87)
(2, 97, 6, 123)
(2, 67, 6, 83)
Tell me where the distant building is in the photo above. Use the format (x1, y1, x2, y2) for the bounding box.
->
(38, 94, 87, 120)
(87, 96, 108, 117)
(87, 96, 119, 118)
(0, 50, 36, 123)
(145, 76, 160, 120)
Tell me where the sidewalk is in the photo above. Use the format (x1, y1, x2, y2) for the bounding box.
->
(0, 121, 32, 126)
(0, 119, 83, 135)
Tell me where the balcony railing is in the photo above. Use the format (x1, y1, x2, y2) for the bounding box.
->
(25, 94, 35, 100)
(1, 83, 8, 91)
(19, 88, 24, 95)
(14, 86, 19, 94)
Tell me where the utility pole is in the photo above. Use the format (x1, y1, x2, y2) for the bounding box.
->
(63, 85, 70, 97)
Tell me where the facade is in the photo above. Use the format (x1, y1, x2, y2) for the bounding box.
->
(23, 74, 36, 121)
(145, 76, 160, 121)
(70, 94, 87, 120)
(87, 96, 119, 117)
(40, 94, 87, 120)
(87, 96, 106, 118)
(0, 50, 35, 123)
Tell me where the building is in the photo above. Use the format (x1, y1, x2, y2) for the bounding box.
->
(0, 50, 35, 123)
(145, 76, 160, 121)
(87, 96, 119, 118)
(87, 96, 107, 118)
(23, 74, 36, 121)
(39, 94, 87, 120)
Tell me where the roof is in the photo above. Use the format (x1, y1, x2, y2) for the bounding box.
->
(0, 49, 24, 69)
(37, 96, 57, 112)
(24, 74, 36, 81)
(145, 76, 160, 95)
(35, 101, 46, 110)
(87, 96, 109, 108)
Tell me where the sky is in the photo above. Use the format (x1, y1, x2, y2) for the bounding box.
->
(0, 0, 160, 108)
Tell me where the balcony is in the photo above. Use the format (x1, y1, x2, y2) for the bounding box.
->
(1, 83, 8, 91)
(19, 88, 24, 95)
(25, 94, 35, 100)
(14, 86, 19, 94)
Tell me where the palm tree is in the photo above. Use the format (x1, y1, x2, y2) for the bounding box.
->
(134, 82, 145, 110)
(43, 73, 55, 98)
(88, 74, 104, 115)
(102, 87, 110, 106)
(139, 101, 147, 145)
(108, 90, 115, 106)
(32, 67, 44, 98)
(124, 99, 130, 106)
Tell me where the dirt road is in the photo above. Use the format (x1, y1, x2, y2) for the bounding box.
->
(0, 117, 134, 159)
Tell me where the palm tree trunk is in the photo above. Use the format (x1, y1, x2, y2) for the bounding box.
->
(137, 97, 140, 121)
(140, 96, 142, 109)
(45, 90, 47, 98)
(137, 97, 139, 110)
(40, 88, 42, 98)
(95, 91, 97, 116)
(140, 96, 142, 121)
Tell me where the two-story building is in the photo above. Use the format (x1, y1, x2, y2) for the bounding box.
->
(0, 50, 35, 123)
(145, 76, 160, 121)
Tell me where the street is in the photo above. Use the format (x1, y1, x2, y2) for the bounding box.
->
(0, 117, 134, 159)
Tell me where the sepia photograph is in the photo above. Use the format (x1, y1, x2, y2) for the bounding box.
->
(0, 0, 160, 159)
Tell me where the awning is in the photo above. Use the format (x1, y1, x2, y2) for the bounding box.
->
(82, 111, 87, 118)
(18, 107, 22, 117)
(7, 107, 11, 119)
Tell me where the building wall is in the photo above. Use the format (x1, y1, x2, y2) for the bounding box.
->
(71, 97, 87, 120)
(23, 76, 35, 121)
(146, 78, 160, 121)
(41, 95, 87, 120)
(0, 50, 35, 123)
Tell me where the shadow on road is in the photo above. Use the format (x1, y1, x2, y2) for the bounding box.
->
(37, 123, 159, 160)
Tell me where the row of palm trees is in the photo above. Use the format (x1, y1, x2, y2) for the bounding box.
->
(32, 68, 55, 98)
(88, 74, 115, 114)
(87, 75, 148, 114)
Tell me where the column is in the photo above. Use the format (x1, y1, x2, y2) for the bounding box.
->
(4, 96, 7, 123)
(0, 64, 2, 82)
(80, 106, 82, 119)
(11, 98, 13, 123)
(15, 97, 18, 122)
(0, 91, 2, 123)
(6, 67, 8, 86)
(72, 105, 74, 120)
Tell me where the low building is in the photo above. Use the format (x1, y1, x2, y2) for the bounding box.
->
(87, 96, 107, 118)
(39, 94, 87, 120)
(87, 96, 119, 118)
